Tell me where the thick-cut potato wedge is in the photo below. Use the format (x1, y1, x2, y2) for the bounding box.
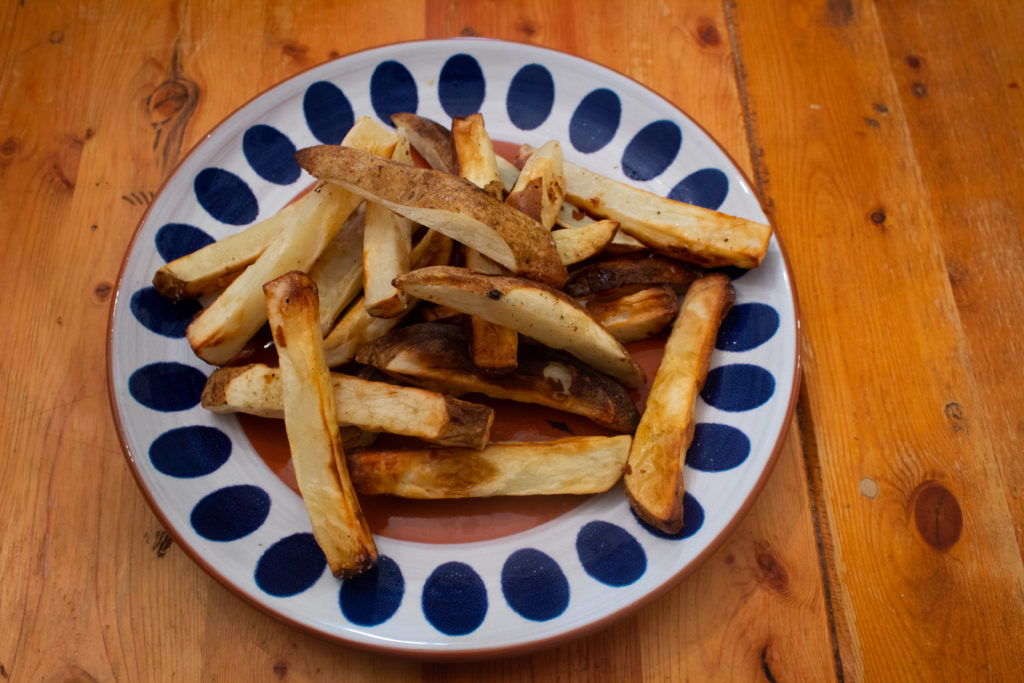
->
(623, 273, 735, 534)
(263, 272, 377, 578)
(506, 140, 565, 231)
(201, 363, 493, 449)
(322, 228, 453, 367)
(563, 253, 704, 298)
(551, 151, 771, 268)
(347, 435, 631, 498)
(452, 114, 505, 200)
(308, 204, 365, 333)
(392, 266, 645, 388)
(552, 219, 619, 265)
(295, 145, 567, 287)
(391, 112, 456, 173)
(557, 200, 645, 253)
(355, 323, 640, 433)
(578, 284, 680, 344)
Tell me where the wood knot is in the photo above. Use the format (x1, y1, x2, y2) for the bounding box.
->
(870, 209, 886, 225)
(696, 18, 721, 47)
(904, 54, 922, 69)
(944, 402, 966, 432)
(273, 660, 288, 679)
(148, 81, 193, 124)
(93, 281, 112, 302)
(1, 136, 19, 156)
(912, 481, 962, 551)
(911, 82, 929, 98)
(754, 548, 790, 594)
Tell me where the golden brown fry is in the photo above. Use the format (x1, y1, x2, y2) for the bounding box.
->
(452, 114, 505, 200)
(295, 145, 567, 287)
(263, 272, 377, 578)
(347, 435, 632, 498)
(556, 200, 646, 254)
(506, 140, 565, 231)
(356, 323, 640, 433)
(578, 284, 679, 344)
(392, 266, 646, 388)
(552, 220, 619, 265)
(390, 112, 456, 173)
(201, 363, 494, 449)
(623, 273, 734, 534)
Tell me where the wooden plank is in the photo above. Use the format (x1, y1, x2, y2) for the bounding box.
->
(729, 0, 1024, 679)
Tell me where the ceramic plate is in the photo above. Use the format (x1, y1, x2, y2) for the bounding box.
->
(108, 38, 799, 659)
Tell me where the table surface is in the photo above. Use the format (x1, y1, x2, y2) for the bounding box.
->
(3, 1, 1023, 680)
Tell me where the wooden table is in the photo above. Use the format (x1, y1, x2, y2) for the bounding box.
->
(3, 1, 1022, 679)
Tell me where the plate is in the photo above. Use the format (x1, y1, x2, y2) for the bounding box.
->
(108, 38, 799, 659)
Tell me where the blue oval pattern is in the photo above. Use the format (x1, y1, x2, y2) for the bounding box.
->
(687, 423, 751, 472)
(506, 63, 554, 130)
(717, 303, 780, 352)
(149, 425, 231, 478)
(255, 532, 326, 597)
(130, 286, 200, 338)
(242, 124, 300, 185)
(190, 484, 270, 542)
(576, 521, 646, 586)
(438, 53, 485, 119)
(701, 364, 776, 412)
(129, 362, 206, 412)
(501, 548, 569, 621)
(340, 554, 404, 626)
(569, 88, 621, 153)
(635, 492, 705, 540)
(621, 120, 681, 181)
(370, 60, 418, 125)
(155, 223, 213, 262)
(422, 561, 488, 635)
(303, 81, 355, 144)
(194, 168, 259, 225)
(669, 168, 729, 210)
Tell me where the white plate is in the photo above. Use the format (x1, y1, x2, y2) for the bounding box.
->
(108, 38, 799, 659)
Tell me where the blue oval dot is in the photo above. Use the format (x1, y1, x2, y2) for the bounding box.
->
(304, 81, 355, 144)
(569, 88, 621, 154)
(150, 425, 231, 478)
(634, 492, 705, 540)
(128, 362, 206, 412)
(370, 60, 418, 126)
(501, 548, 569, 621)
(687, 423, 751, 472)
(717, 303, 780, 352)
(701, 364, 776, 412)
(155, 223, 214, 262)
(506, 64, 555, 130)
(621, 120, 682, 181)
(190, 484, 270, 542)
(438, 53, 485, 119)
(242, 124, 300, 185)
(576, 520, 646, 587)
(255, 533, 326, 597)
(194, 168, 259, 225)
(668, 168, 729, 210)
(422, 561, 487, 636)
(130, 286, 200, 338)
(340, 555, 404, 626)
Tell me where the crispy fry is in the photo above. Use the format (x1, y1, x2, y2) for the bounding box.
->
(347, 435, 632, 498)
(263, 272, 377, 578)
(564, 253, 704, 298)
(390, 112, 456, 173)
(356, 323, 640, 433)
(623, 273, 734, 534)
(308, 204, 365, 333)
(452, 114, 505, 200)
(201, 363, 494, 449)
(295, 145, 568, 287)
(578, 284, 679, 343)
(506, 140, 565, 231)
(392, 266, 646, 388)
(556, 200, 646, 254)
(552, 220, 619, 265)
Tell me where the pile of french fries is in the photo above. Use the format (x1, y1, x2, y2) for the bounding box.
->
(153, 112, 769, 577)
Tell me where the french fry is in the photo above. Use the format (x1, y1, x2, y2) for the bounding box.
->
(347, 435, 632, 498)
(557, 200, 646, 254)
(392, 266, 646, 388)
(552, 219, 619, 265)
(263, 272, 377, 578)
(322, 227, 453, 367)
(356, 323, 640, 433)
(563, 253, 704, 298)
(578, 284, 679, 344)
(308, 204, 365, 333)
(505, 140, 565, 231)
(186, 119, 399, 365)
(452, 114, 505, 200)
(623, 273, 734, 534)
(390, 112, 456, 173)
(559, 156, 771, 268)
(294, 145, 568, 287)
(201, 363, 494, 449)
(362, 137, 416, 318)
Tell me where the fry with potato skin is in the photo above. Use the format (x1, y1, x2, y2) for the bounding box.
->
(264, 272, 377, 578)
(506, 140, 565, 231)
(578, 284, 680, 344)
(347, 435, 632, 498)
(623, 273, 735, 534)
